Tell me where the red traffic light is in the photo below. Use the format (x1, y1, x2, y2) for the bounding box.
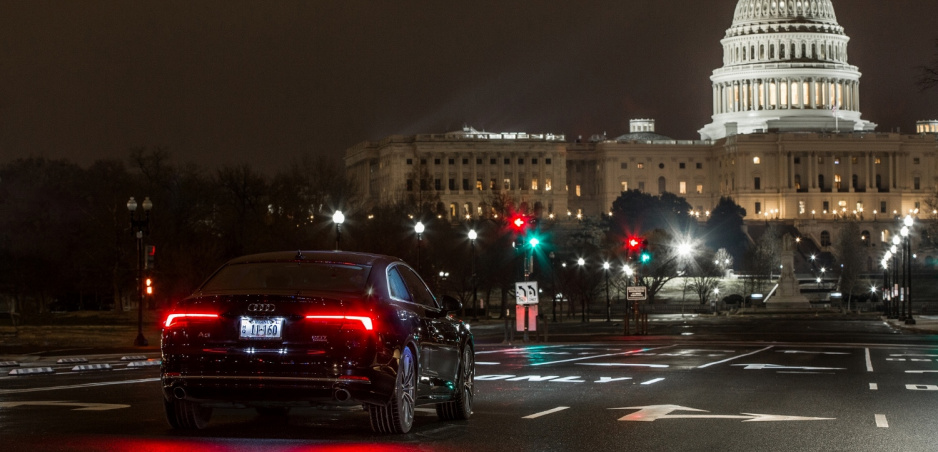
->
(627, 237, 641, 250)
(511, 215, 527, 231)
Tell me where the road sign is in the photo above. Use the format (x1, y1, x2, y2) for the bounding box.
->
(627, 286, 647, 301)
(516, 282, 539, 305)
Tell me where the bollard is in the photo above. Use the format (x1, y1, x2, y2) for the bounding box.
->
(502, 309, 511, 345)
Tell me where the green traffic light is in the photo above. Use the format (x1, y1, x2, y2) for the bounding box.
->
(640, 252, 651, 263)
(529, 237, 540, 247)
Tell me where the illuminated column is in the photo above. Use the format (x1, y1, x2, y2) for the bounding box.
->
(774, 78, 781, 110)
(846, 152, 853, 192)
(808, 77, 817, 110)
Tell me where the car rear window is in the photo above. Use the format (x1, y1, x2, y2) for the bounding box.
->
(200, 262, 372, 294)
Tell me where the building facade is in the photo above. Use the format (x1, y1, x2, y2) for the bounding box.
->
(345, 0, 937, 259)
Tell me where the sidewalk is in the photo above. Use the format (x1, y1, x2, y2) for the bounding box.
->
(885, 315, 938, 334)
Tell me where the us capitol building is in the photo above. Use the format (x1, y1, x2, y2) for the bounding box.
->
(346, 0, 936, 260)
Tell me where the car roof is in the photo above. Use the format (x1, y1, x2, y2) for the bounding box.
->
(223, 250, 403, 267)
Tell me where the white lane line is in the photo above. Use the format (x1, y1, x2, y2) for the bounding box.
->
(523, 406, 570, 419)
(875, 414, 889, 428)
(0, 378, 160, 395)
(476, 362, 500, 365)
(870, 383, 878, 390)
(576, 363, 669, 368)
(905, 370, 938, 374)
(641, 378, 665, 385)
(865, 348, 874, 372)
(531, 345, 675, 367)
(697, 346, 773, 369)
(890, 354, 938, 357)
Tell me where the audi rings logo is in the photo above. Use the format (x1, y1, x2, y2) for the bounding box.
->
(247, 303, 276, 313)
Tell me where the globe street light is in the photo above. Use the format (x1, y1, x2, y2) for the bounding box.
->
(414, 221, 425, 274)
(468, 229, 478, 321)
(127, 196, 152, 347)
(602, 261, 611, 322)
(332, 210, 345, 251)
(576, 258, 586, 322)
(902, 216, 916, 325)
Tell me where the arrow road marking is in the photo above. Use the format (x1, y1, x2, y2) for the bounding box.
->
(0, 401, 130, 411)
(609, 405, 835, 422)
(531, 345, 675, 366)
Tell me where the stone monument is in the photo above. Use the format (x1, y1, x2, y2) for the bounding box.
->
(766, 233, 810, 309)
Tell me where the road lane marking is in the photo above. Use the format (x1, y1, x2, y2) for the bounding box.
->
(523, 407, 570, 419)
(596, 377, 632, 383)
(732, 364, 845, 371)
(531, 345, 675, 367)
(870, 383, 878, 390)
(641, 378, 665, 385)
(875, 414, 889, 428)
(0, 401, 129, 411)
(0, 378, 160, 395)
(610, 405, 835, 422)
(778, 350, 849, 355)
(905, 370, 938, 374)
(906, 384, 938, 391)
(476, 362, 500, 365)
(890, 354, 938, 357)
(697, 346, 773, 369)
(576, 363, 669, 368)
(866, 348, 873, 372)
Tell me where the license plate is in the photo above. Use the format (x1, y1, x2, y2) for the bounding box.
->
(240, 317, 284, 340)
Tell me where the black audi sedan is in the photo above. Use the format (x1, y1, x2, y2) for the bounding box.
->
(160, 251, 474, 433)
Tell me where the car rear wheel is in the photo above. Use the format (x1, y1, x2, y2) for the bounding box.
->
(368, 347, 416, 434)
(436, 345, 474, 420)
(164, 397, 213, 429)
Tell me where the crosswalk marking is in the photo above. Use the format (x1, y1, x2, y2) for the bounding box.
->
(875, 414, 888, 428)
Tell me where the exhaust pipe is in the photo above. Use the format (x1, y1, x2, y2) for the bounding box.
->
(333, 388, 351, 402)
(173, 387, 187, 400)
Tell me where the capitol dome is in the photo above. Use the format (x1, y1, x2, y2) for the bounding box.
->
(699, 0, 876, 140)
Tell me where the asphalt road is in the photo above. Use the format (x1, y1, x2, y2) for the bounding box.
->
(2, 316, 937, 452)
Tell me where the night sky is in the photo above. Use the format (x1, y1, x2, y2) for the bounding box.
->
(3, 0, 937, 174)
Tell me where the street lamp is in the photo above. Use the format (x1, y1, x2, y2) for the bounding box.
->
(468, 229, 478, 321)
(603, 262, 611, 322)
(414, 221, 425, 274)
(127, 196, 152, 347)
(577, 258, 586, 322)
(902, 216, 916, 325)
(332, 210, 345, 251)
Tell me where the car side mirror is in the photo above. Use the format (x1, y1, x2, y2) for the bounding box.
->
(440, 295, 462, 313)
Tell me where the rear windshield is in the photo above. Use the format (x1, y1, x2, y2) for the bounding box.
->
(200, 261, 372, 294)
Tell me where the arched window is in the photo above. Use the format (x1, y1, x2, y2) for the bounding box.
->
(821, 231, 831, 247)
(794, 174, 802, 190)
(852, 174, 859, 190)
(861, 230, 871, 246)
(818, 174, 825, 190)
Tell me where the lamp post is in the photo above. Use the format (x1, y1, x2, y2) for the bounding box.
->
(414, 221, 425, 275)
(902, 216, 916, 324)
(332, 210, 345, 251)
(882, 254, 893, 318)
(468, 229, 478, 321)
(603, 262, 611, 322)
(577, 258, 586, 323)
(127, 196, 152, 347)
(891, 239, 901, 320)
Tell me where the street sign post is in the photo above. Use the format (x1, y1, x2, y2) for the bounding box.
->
(627, 286, 647, 301)
(515, 282, 539, 342)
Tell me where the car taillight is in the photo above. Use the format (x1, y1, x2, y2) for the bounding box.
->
(304, 315, 374, 331)
(164, 313, 219, 328)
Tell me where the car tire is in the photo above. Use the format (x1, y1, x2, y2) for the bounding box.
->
(164, 397, 212, 429)
(368, 347, 416, 434)
(436, 345, 474, 420)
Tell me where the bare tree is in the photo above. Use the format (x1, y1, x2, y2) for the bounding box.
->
(918, 39, 938, 91)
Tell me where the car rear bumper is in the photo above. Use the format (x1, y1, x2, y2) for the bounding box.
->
(161, 371, 396, 407)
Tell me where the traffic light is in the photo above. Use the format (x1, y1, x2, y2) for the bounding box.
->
(510, 215, 528, 233)
(627, 237, 641, 251)
(145, 245, 156, 270)
(145, 277, 154, 296)
(639, 239, 651, 264)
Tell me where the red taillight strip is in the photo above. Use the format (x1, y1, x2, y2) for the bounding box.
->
(304, 315, 373, 330)
(164, 313, 219, 328)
